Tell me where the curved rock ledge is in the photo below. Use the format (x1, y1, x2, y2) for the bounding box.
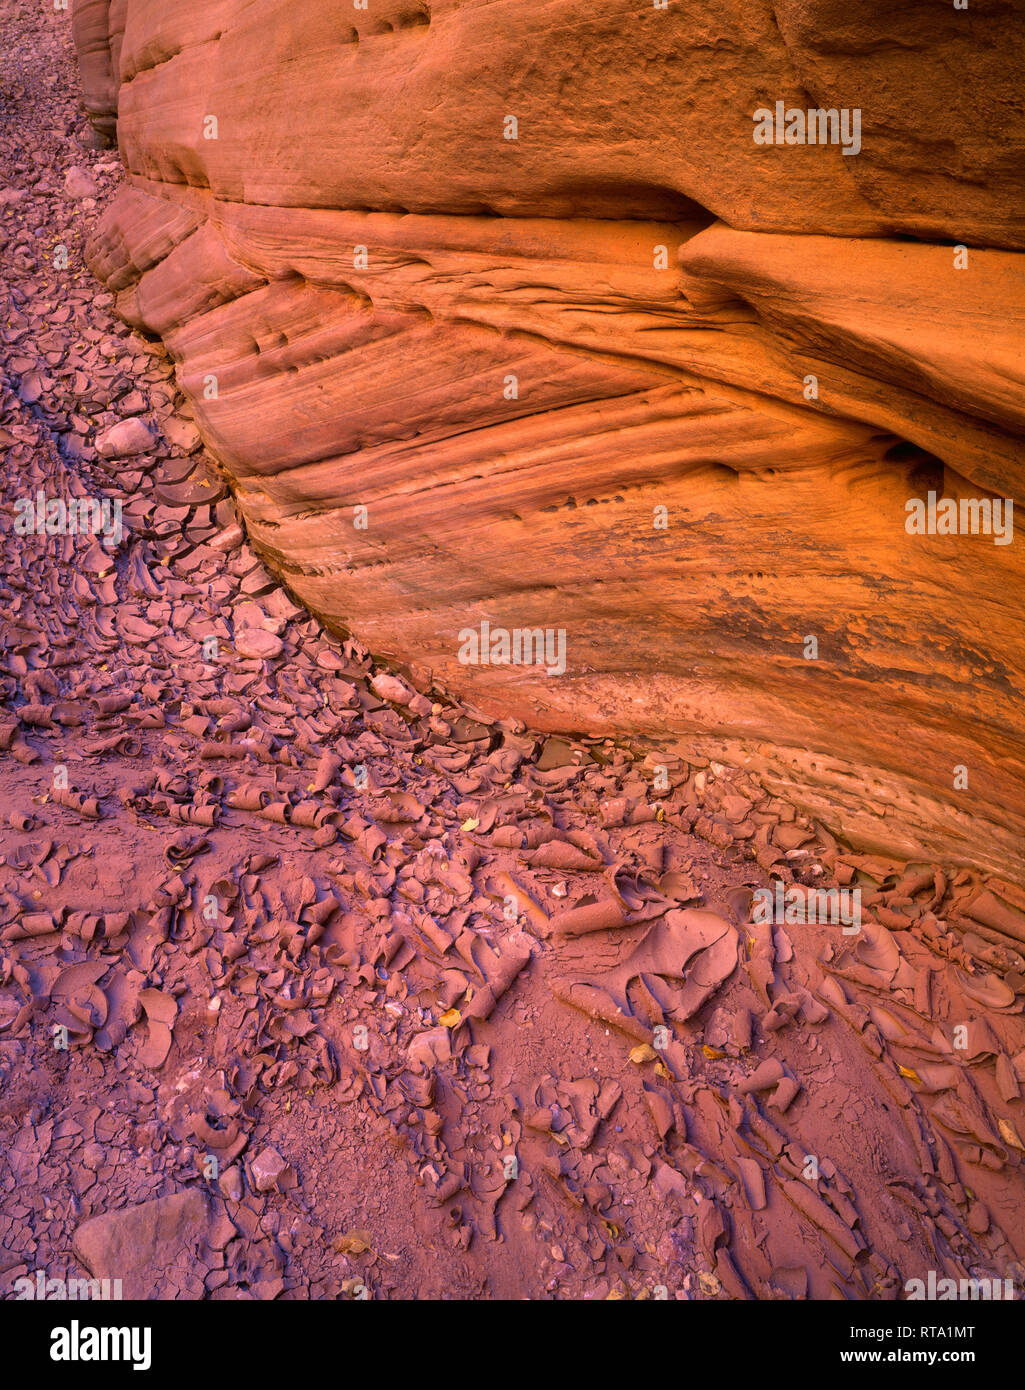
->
(73, 0, 1025, 880)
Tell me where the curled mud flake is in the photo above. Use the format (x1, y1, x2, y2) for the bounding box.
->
(136, 988, 177, 1069)
(551, 898, 631, 939)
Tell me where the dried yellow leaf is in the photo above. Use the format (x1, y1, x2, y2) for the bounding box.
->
(999, 1118, 1025, 1151)
(334, 1230, 373, 1255)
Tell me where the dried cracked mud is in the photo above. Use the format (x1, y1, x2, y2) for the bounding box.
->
(1, 2, 1024, 1307)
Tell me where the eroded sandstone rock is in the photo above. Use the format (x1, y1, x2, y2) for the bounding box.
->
(71, 0, 1025, 878)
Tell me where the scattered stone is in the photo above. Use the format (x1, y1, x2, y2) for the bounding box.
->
(251, 1147, 289, 1193)
(72, 1192, 208, 1300)
(63, 165, 97, 199)
(95, 417, 157, 459)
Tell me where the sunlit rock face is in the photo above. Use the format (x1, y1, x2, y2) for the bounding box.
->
(74, 0, 1025, 878)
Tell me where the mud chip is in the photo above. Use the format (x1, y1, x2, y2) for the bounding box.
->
(234, 628, 284, 660)
(161, 416, 202, 453)
(407, 1027, 452, 1071)
(137, 988, 176, 1069)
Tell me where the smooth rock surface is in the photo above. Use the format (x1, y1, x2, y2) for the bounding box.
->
(72, 1191, 208, 1299)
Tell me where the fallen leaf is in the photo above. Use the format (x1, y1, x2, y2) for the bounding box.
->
(334, 1229, 374, 1255)
(999, 1118, 1025, 1151)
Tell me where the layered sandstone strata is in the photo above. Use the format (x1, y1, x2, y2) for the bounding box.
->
(72, 0, 1025, 878)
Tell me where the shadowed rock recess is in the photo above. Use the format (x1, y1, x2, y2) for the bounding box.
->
(74, 0, 1023, 879)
